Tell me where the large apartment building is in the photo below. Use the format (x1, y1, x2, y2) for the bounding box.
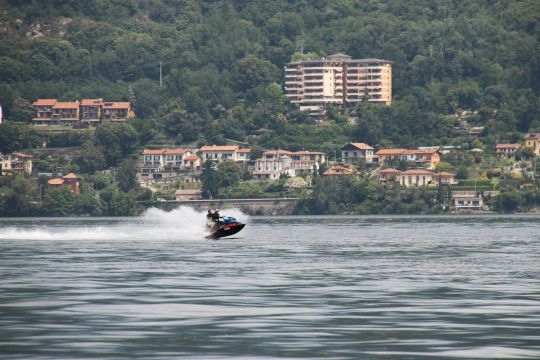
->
(284, 53, 392, 115)
(32, 98, 134, 126)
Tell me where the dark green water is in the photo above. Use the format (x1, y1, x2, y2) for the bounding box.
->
(1, 210, 539, 359)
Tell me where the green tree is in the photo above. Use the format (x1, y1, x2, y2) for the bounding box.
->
(217, 160, 242, 188)
(10, 98, 34, 123)
(95, 123, 138, 167)
(200, 160, 219, 199)
(117, 158, 138, 193)
(456, 166, 469, 179)
(74, 140, 106, 174)
(0, 121, 40, 153)
(42, 187, 76, 216)
(497, 190, 523, 213)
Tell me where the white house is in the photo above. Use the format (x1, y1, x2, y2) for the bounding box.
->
(140, 148, 192, 179)
(253, 155, 294, 180)
(254, 149, 322, 180)
(453, 191, 483, 210)
(397, 169, 434, 187)
(291, 151, 327, 163)
(341, 143, 374, 163)
(200, 145, 251, 164)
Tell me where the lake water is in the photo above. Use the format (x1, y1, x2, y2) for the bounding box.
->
(1, 208, 539, 359)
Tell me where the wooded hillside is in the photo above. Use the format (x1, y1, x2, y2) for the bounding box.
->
(1, 0, 539, 148)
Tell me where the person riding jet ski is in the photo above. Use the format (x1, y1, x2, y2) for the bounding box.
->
(205, 209, 245, 239)
(211, 209, 221, 221)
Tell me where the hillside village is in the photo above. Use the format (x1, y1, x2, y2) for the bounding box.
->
(2, 65, 540, 215)
(1, 82, 540, 215)
(3, 121, 538, 215)
(0, 0, 539, 216)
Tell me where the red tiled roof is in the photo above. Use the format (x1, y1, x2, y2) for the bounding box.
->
(400, 169, 433, 175)
(103, 102, 130, 109)
(11, 152, 31, 158)
(349, 143, 374, 150)
(201, 145, 240, 151)
(263, 150, 293, 155)
(402, 150, 418, 155)
(48, 178, 64, 185)
(143, 149, 165, 155)
(496, 144, 521, 149)
(323, 166, 355, 176)
(524, 133, 540, 140)
(33, 99, 57, 106)
(293, 151, 326, 155)
(375, 149, 406, 155)
(53, 101, 79, 109)
(183, 155, 200, 161)
(237, 148, 251, 153)
(415, 149, 439, 154)
(81, 98, 104, 106)
(163, 149, 187, 155)
(143, 149, 187, 155)
(62, 173, 79, 179)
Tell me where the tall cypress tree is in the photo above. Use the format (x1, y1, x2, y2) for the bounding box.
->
(200, 160, 219, 199)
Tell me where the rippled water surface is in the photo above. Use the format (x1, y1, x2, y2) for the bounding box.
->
(1, 210, 539, 359)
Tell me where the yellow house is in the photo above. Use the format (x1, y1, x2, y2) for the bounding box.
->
(0, 152, 32, 176)
(398, 169, 434, 187)
(524, 133, 540, 156)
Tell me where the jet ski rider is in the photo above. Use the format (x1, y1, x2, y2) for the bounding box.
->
(211, 209, 221, 222)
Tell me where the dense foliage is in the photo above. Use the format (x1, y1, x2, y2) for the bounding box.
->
(0, 0, 538, 148)
(296, 175, 540, 214)
(0, 174, 144, 217)
(1, 1, 539, 215)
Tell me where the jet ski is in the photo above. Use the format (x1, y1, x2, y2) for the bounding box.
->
(206, 216, 245, 239)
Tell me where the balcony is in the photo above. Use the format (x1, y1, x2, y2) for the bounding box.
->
(285, 78, 302, 83)
(304, 78, 324, 83)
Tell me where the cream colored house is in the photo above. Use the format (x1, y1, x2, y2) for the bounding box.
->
(182, 155, 202, 171)
(375, 148, 440, 169)
(0, 152, 32, 176)
(453, 191, 483, 210)
(496, 144, 521, 158)
(253, 155, 295, 180)
(284, 53, 392, 116)
(291, 151, 326, 163)
(378, 168, 401, 183)
(524, 133, 540, 156)
(398, 169, 434, 187)
(140, 148, 193, 179)
(341, 143, 374, 163)
(254, 149, 323, 179)
(200, 145, 251, 164)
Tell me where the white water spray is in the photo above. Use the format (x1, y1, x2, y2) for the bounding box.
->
(0, 206, 249, 241)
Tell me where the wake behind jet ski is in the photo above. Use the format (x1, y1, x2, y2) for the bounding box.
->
(206, 209, 245, 239)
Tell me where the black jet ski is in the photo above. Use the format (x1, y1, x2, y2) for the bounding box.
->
(206, 216, 245, 239)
